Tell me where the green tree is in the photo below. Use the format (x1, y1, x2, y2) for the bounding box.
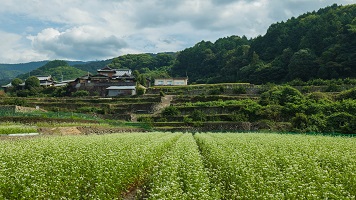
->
(287, 49, 318, 81)
(11, 78, 23, 88)
(259, 85, 304, 106)
(25, 76, 40, 89)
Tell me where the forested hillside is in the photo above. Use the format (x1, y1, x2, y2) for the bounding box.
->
(16, 60, 87, 81)
(0, 61, 49, 86)
(72, 59, 112, 74)
(172, 4, 356, 84)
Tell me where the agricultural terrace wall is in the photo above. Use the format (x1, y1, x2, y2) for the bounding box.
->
(176, 106, 253, 115)
(0, 105, 40, 113)
(154, 121, 292, 132)
(171, 95, 259, 104)
(0, 116, 99, 124)
(147, 84, 260, 95)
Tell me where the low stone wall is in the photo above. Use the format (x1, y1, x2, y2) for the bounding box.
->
(0, 105, 16, 113)
(0, 105, 41, 113)
(0, 116, 98, 124)
(153, 121, 292, 132)
(77, 126, 147, 134)
(38, 126, 147, 135)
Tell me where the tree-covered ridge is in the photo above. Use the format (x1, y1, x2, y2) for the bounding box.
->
(172, 4, 356, 84)
(0, 61, 49, 86)
(17, 60, 87, 81)
(109, 53, 176, 72)
(73, 59, 112, 75)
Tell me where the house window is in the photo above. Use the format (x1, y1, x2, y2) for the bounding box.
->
(174, 81, 184, 85)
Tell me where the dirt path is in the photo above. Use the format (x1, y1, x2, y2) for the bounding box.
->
(153, 95, 173, 115)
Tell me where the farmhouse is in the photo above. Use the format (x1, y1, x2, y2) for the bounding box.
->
(106, 86, 136, 96)
(154, 77, 188, 86)
(97, 66, 132, 78)
(70, 66, 138, 97)
(36, 75, 55, 86)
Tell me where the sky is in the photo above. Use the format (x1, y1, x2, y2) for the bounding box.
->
(0, 0, 354, 63)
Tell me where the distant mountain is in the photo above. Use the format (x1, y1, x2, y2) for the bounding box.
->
(16, 60, 88, 82)
(0, 60, 92, 84)
(73, 59, 113, 74)
(0, 61, 49, 85)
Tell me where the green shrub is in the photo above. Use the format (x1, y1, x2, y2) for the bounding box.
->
(307, 92, 331, 102)
(162, 106, 180, 117)
(183, 116, 193, 124)
(229, 113, 248, 122)
(191, 110, 207, 122)
(260, 85, 304, 106)
(337, 87, 356, 100)
(305, 114, 327, 133)
(326, 112, 356, 134)
(325, 83, 341, 92)
(291, 113, 309, 132)
(72, 90, 90, 97)
(159, 90, 165, 97)
(301, 86, 311, 93)
(156, 117, 167, 122)
(233, 86, 247, 94)
(3, 98, 27, 106)
(137, 87, 146, 95)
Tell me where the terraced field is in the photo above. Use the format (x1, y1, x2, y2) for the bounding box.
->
(0, 132, 355, 199)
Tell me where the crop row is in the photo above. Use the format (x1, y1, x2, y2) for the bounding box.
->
(194, 133, 356, 199)
(1, 132, 355, 199)
(0, 132, 179, 199)
(147, 133, 215, 199)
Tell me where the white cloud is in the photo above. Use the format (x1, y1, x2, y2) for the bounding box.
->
(0, 0, 354, 63)
(28, 26, 128, 61)
(0, 31, 45, 63)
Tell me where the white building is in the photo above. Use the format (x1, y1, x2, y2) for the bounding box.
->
(154, 77, 188, 86)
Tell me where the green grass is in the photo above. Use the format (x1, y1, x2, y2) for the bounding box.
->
(0, 124, 37, 134)
(0, 110, 99, 121)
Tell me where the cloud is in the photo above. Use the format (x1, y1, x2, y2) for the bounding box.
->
(0, 31, 45, 63)
(28, 26, 128, 61)
(0, 0, 354, 63)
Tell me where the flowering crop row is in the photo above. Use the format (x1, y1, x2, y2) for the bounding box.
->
(194, 133, 356, 199)
(1, 132, 355, 199)
(0, 132, 179, 199)
(147, 133, 216, 199)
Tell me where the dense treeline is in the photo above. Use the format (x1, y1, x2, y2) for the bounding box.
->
(172, 4, 356, 84)
(108, 53, 176, 82)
